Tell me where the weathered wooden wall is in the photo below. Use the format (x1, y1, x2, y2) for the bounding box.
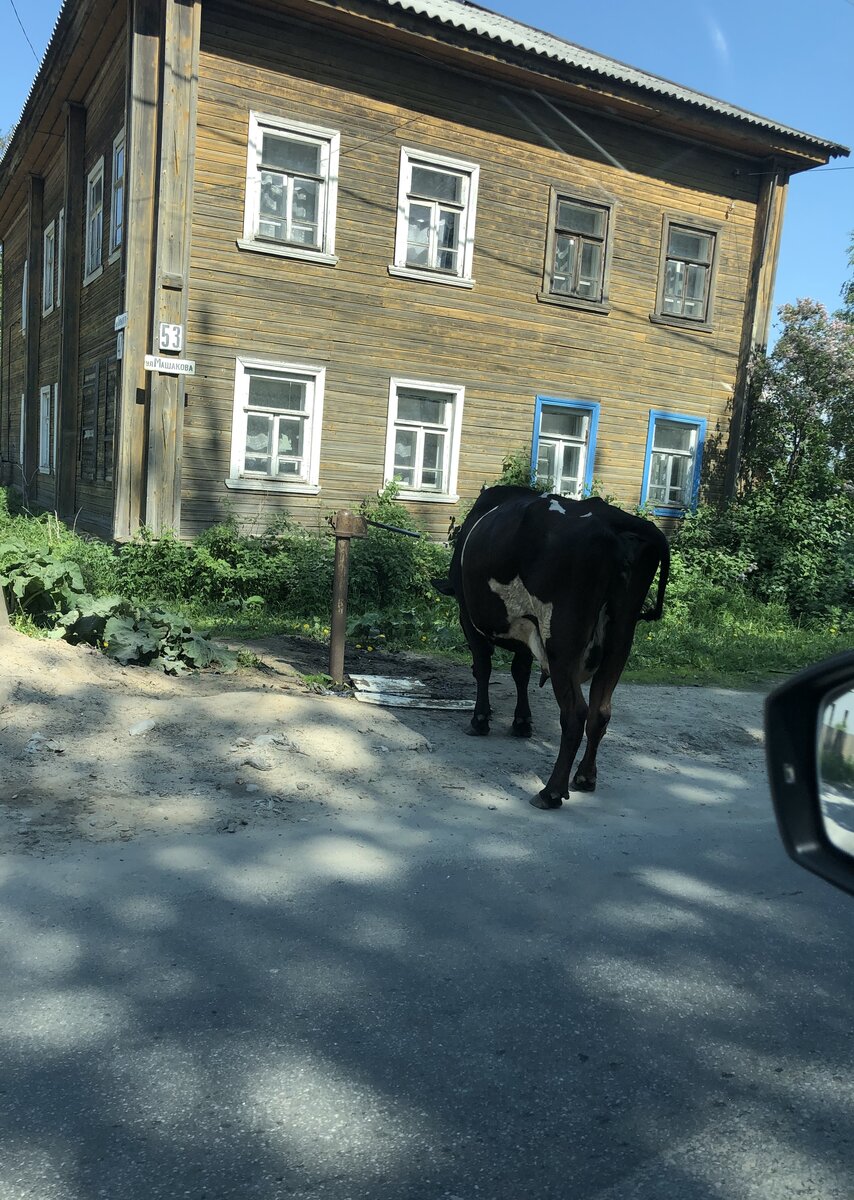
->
(0, 212, 28, 487)
(73, 31, 126, 533)
(180, 0, 762, 537)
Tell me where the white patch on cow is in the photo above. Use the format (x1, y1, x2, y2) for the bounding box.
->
(579, 512, 592, 519)
(487, 576, 553, 672)
(548, 498, 566, 515)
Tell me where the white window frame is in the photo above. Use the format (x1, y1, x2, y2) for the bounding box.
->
(56, 208, 64, 308)
(109, 129, 126, 261)
(384, 377, 465, 503)
(84, 156, 105, 285)
(389, 147, 479, 289)
(42, 221, 56, 316)
(19, 394, 25, 465)
(226, 357, 325, 494)
(53, 383, 60, 472)
(238, 112, 340, 266)
(641, 410, 707, 515)
(21, 260, 28, 334)
(38, 385, 52, 474)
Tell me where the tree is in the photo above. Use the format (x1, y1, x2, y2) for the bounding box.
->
(741, 299, 854, 492)
(839, 234, 854, 326)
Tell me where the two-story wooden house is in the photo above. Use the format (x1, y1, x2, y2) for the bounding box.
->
(0, 0, 847, 539)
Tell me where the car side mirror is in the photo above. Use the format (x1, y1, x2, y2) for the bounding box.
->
(765, 651, 854, 897)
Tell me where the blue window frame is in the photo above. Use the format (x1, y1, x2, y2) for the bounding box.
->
(640, 410, 706, 516)
(531, 396, 599, 498)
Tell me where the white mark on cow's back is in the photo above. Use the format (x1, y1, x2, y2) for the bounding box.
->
(549, 498, 566, 515)
(579, 512, 592, 518)
(488, 576, 553, 672)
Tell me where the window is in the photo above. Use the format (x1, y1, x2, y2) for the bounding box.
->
(641, 411, 706, 514)
(21, 259, 28, 334)
(38, 385, 52, 474)
(42, 221, 56, 316)
(240, 112, 340, 264)
(654, 218, 719, 326)
(84, 157, 105, 283)
(384, 378, 464, 501)
(541, 193, 612, 308)
(19, 394, 25, 465)
(110, 130, 126, 257)
(390, 148, 479, 287)
(532, 397, 599, 498)
(56, 208, 64, 308)
(227, 358, 325, 493)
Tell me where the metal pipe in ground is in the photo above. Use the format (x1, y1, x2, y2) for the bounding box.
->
(327, 509, 369, 685)
(329, 533, 351, 685)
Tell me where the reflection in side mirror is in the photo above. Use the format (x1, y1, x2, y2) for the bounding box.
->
(765, 652, 854, 897)
(819, 686, 854, 858)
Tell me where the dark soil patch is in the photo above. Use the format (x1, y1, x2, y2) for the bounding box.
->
(243, 633, 476, 700)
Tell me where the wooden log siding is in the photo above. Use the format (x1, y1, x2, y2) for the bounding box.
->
(74, 30, 126, 534)
(32, 144, 68, 511)
(0, 212, 28, 484)
(178, 0, 764, 536)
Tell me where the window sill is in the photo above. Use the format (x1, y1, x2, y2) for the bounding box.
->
(41, 305, 55, 319)
(648, 503, 690, 518)
(387, 265, 474, 290)
(108, 247, 122, 266)
(393, 489, 459, 504)
(649, 312, 714, 334)
(83, 265, 103, 287)
(537, 291, 609, 315)
(224, 477, 320, 495)
(236, 239, 338, 267)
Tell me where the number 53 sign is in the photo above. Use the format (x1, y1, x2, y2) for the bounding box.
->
(159, 322, 184, 352)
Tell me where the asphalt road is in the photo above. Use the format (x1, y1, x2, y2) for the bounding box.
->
(2, 685, 854, 1200)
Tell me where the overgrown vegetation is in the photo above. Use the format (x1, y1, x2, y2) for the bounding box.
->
(2, 291, 852, 685)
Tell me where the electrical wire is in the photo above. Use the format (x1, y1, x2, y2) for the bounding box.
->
(6, 0, 41, 66)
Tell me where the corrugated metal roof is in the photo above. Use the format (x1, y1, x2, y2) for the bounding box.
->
(0, 0, 69, 168)
(382, 0, 847, 155)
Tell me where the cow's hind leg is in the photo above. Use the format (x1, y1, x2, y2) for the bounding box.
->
(510, 647, 533, 737)
(461, 609, 494, 736)
(572, 634, 632, 792)
(531, 661, 587, 810)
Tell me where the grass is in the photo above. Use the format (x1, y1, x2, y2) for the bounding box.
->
(2, 488, 851, 691)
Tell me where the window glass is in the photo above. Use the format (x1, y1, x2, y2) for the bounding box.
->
(654, 418, 694, 453)
(668, 227, 712, 262)
(410, 166, 462, 204)
(557, 200, 606, 238)
(262, 134, 321, 177)
(388, 382, 460, 495)
(535, 403, 591, 498)
(548, 196, 608, 302)
(394, 151, 478, 281)
(246, 116, 339, 258)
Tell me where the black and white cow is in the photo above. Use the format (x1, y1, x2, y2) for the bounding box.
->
(435, 485, 670, 810)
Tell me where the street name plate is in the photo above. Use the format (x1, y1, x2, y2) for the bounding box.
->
(144, 354, 196, 376)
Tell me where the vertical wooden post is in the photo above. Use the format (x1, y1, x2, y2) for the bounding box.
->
(329, 533, 352, 685)
(724, 163, 789, 499)
(327, 510, 368, 684)
(144, 0, 201, 534)
(56, 102, 86, 520)
(22, 174, 44, 501)
(112, 0, 163, 539)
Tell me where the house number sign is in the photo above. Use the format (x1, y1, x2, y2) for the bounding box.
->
(159, 322, 184, 352)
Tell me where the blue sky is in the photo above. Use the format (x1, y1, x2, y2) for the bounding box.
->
(2, 0, 851, 328)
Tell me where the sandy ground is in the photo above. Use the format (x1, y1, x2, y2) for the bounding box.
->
(0, 626, 767, 855)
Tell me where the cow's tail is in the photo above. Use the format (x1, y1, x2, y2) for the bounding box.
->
(432, 577, 455, 597)
(639, 528, 670, 622)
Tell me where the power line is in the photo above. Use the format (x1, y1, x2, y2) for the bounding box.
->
(7, 0, 41, 65)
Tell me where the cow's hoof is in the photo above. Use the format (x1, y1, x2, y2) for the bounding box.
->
(572, 773, 597, 792)
(530, 790, 563, 810)
(467, 718, 490, 737)
(511, 719, 532, 738)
